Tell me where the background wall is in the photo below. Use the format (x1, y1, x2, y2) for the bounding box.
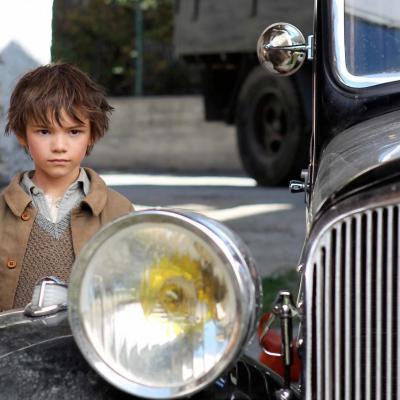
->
(85, 96, 243, 175)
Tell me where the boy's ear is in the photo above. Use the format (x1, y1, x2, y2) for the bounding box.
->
(16, 134, 27, 147)
(86, 137, 95, 155)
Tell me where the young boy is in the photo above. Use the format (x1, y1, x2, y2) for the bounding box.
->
(0, 63, 134, 312)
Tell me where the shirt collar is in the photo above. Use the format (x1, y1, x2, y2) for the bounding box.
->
(76, 168, 90, 196)
(5, 168, 106, 217)
(20, 171, 38, 196)
(20, 168, 90, 198)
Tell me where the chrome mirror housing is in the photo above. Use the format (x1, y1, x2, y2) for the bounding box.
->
(257, 22, 311, 76)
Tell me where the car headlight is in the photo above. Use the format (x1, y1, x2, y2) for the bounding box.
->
(68, 209, 262, 399)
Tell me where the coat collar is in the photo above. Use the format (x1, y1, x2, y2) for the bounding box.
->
(3, 174, 32, 217)
(81, 168, 108, 216)
(3, 167, 108, 217)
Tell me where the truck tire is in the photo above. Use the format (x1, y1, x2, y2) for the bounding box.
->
(236, 66, 308, 186)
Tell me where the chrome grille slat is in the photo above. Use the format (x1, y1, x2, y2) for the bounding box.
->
(324, 238, 333, 400)
(376, 208, 383, 400)
(355, 215, 362, 400)
(395, 207, 400, 396)
(334, 225, 342, 400)
(316, 247, 325, 399)
(386, 206, 393, 398)
(345, 221, 352, 400)
(305, 260, 314, 400)
(306, 204, 399, 400)
(366, 211, 372, 400)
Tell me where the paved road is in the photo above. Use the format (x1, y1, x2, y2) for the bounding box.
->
(101, 173, 306, 278)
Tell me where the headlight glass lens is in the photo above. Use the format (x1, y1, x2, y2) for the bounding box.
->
(69, 210, 261, 398)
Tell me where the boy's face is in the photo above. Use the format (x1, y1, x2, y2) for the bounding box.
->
(18, 109, 92, 185)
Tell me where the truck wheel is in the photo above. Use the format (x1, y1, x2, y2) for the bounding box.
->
(236, 66, 308, 186)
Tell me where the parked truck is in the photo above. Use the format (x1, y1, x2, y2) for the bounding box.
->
(174, 0, 313, 185)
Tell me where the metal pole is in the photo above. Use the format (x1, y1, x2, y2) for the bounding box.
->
(135, 0, 143, 96)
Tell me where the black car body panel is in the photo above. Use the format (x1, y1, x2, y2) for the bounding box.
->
(0, 310, 284, 399)
(311, 108, 400, 221)
(313, 0, 400, 163)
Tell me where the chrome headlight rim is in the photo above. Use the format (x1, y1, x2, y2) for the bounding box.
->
(68, 209, 261, 399)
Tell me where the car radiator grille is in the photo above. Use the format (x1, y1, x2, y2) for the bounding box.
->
(305, 204, 399, 400)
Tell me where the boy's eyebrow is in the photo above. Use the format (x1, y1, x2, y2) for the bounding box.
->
(29, 124, 50, 129)
(63, 123, 88, 129)
(30, 122, 88, 129)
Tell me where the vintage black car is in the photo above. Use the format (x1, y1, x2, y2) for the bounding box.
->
(2, 0, 400, 398)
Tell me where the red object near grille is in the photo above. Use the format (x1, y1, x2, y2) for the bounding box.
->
(257, 312, 301, 381)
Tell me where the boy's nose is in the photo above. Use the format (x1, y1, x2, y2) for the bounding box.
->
(51, 134, 67, 152)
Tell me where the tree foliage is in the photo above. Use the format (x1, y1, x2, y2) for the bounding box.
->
(52, 0, 198, 95)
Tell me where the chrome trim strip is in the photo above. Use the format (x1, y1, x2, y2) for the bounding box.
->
(332, 0, 400, 88)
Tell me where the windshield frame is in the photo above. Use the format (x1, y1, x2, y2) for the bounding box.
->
(332, 0, 400, 88)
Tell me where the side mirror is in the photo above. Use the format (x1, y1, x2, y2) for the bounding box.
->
(257, 22, 313, 76)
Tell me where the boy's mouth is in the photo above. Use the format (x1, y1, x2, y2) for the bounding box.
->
(48, 159, 70, 164)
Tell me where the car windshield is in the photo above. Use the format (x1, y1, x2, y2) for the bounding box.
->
(344, 0, 400, 75)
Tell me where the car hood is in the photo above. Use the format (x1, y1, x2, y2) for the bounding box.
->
(0, 309, 280, 399)
(0, 309, 133, 399)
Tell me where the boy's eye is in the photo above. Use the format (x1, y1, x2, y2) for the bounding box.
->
(37, 129, 50, 135)
(70, 130, 82, 135)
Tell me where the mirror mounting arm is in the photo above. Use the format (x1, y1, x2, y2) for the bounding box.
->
(264, 34, 314, 61)
(307, 35, 314, 60)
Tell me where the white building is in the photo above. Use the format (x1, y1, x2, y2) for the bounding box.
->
(0, 41, 37, 183)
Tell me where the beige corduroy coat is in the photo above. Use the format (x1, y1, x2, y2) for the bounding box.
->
(0, 168, 134, 311)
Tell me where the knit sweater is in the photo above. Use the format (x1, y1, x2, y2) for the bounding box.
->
(13, 170, 88, 308)
(13, 213, 75, 308)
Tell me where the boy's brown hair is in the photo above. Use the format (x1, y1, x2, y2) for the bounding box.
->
(5, 63, 113, 153)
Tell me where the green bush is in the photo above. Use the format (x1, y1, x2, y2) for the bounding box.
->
(52, 0, 200, 95)
(261, 268, 299, 312)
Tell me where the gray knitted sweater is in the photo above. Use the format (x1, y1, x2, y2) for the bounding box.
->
(13, 216, 75, 308)
(13, 170, 90, 308)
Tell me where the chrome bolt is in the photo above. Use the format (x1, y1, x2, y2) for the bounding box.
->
(289, 180, 306, 193)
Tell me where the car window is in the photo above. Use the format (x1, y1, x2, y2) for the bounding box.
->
(345, 0, 400, 75)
